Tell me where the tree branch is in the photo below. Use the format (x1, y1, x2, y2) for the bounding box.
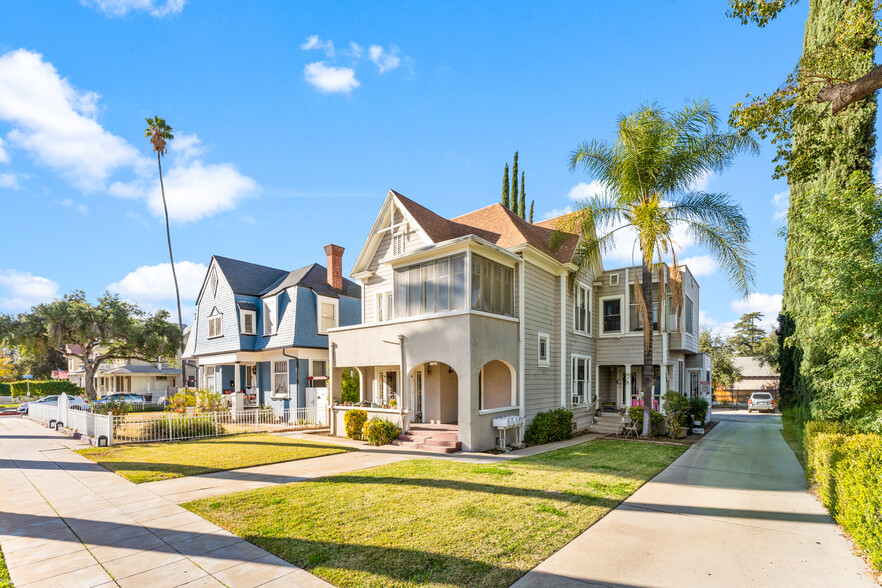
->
(816, 64, 882, 114)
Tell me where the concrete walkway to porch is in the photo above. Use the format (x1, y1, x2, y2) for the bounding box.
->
(0, 416, 331, 588)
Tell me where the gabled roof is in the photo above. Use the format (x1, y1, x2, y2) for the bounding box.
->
(213, 256, 288, 296)
(261, 263, 361, 299)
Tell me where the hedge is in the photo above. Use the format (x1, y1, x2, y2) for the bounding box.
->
(524, 408, 574, 446)
(0, 380, 83, 397)
(363, 418, 399, 446)
(344, 409, 368, 440)
(802, 419, 882, 570)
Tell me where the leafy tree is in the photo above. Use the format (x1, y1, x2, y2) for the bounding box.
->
(518, 171, 526, 219)
(512, 151, 519, 217)
(729, 311, 766, 355)
(699, 330, 741, 390)
(0, 353, 15, 382)
(341, 367, 360, 404)
(501, 163, 510, 209)
(145, 116, 186, 379)
(559, 101, 757, 436)
(0, 291, 181, 400)
(755, 330, 779, 369)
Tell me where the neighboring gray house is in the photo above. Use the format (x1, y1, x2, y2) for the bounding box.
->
(183, 245, 361, 412)
(328, 191, 711, 452)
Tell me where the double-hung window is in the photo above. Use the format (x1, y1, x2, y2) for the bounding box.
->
(571, 355, 591, 406)
(208, 308, 223, 338)
(629, 285, 658, 331)
(318, 298, 337, 334)
(376, 291, 393, 322)
(574, 284, 591, 334)
(312, 360, 327, 387)
(538, 333, 550, 367)
(272, 361, 289, 398)
(602, 299, 622, 333)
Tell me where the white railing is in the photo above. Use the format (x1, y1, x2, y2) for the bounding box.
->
(109, 407, 325, 444)
(28, 402, 58, 422)
(27, 400, 113, 443)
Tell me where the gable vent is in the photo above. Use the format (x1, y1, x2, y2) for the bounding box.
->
(609, 273, 620, 286)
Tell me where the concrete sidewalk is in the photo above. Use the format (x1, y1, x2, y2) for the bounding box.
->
(512, 412, 877, 588)
(0, 416, 331, 588)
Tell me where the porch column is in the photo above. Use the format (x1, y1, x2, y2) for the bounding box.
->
(398, 335, 408, 430)
(234, 361, 241, 393)
(625, 365, 632, 407)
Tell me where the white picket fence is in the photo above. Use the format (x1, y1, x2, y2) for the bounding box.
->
(27, 395, 325, 445)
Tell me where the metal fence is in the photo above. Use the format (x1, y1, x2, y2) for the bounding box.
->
(26, 397, 326, 445)
(109, 407, 325, 444)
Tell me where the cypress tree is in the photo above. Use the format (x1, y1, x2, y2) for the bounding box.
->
(518, 172, 526, 219)
(511, 152, 519, 216)
(501, 164, 510, 209)
(529, 200, 534, 223)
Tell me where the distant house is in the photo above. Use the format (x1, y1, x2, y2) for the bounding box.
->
(183, 245, 361, 412)
(66, 344, 181, 399)
(729, 357, 780, 402)
(328, 190, 712, 452)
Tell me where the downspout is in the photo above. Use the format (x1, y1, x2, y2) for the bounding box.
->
(281, 347, 299, 417)
(398, 334, 407, 431)
(560, 273, 567, 408)
(518, 260, 526, 424)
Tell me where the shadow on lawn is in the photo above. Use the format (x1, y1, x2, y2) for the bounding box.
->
(247, 534, 526, 587)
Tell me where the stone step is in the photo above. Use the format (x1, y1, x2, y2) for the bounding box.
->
(397, 434, 460, 448)
(391, 439, 462, 454)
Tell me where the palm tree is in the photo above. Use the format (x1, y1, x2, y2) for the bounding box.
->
(558, 101, 757, 437)
(145, 116, 185, 382)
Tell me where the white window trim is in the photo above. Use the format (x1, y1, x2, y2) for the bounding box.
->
(272, 359, 289, 399)
(571, 354, 592, 407)
(263, 295, 278, 336)
(240, 309, 256, 335)
(317, 295, 339, 335)
(609, 272, 620, 286)
(599, 295, 624, 336)
(537, 332, 551, 367)
(207, 308, 223, 339)
(375, 290, 393, 323)
(574, 282, 592, 335)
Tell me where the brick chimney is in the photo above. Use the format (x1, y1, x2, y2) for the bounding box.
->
(324, 244, 344, 291)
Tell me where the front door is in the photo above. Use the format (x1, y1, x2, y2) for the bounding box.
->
(413, 369, 424, 423)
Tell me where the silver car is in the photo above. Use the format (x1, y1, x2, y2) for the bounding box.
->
(748, 392, 776, 413)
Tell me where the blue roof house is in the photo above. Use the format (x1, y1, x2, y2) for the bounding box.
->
(183, 244, 361, 411)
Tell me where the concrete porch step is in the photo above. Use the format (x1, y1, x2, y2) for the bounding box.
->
(397, 433, 460, 448)
(391, 439, 462, 454)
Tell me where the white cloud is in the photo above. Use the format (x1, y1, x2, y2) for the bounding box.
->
(568, 180, 606, 201)
(0, 137, 8, 163)
(169, 132, 205, 162)
(369, 45, 401, 74)
(0, 49, 143, 190)
(80, 0, 185, 17)
(541, 207, 573, 221)
(348, 42, 364, 59)
(0, 173, 19, 189)
(0, 269, 60, 312)
(681, 254, 716, 277)
(149, 161, 259, 222)
(59, 198, 88, 215)
(699, 310, 737, 337)
(303, 62, 359, 94)
(730, 292, 783, 330)
(772, 189, 789, 220)
(108, 261, 207, 319)
(301, 35, 335, 57)
(688, 170, 713, 193)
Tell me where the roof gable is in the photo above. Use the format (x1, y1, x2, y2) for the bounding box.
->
(213, 256, 288, 296)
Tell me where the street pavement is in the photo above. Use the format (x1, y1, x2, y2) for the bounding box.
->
(512, 410, 878, 588)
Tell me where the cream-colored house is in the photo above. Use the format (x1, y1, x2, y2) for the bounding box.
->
(66, 346, 180, 399)
(328, 190, 712, 452)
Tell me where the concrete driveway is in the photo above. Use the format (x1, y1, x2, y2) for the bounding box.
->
(512, 410, 877, 588)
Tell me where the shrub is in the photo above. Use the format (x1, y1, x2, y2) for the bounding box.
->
(363, 418, 400, 446)
(663, 391, 690, 438)
(344, 409, 368, 440)
(799, 418, 882, 570)
(7, 380, 83, 397)
(688, 397, 709, 421)
(195, 389, 228, 413)
(341, 368, 360, 404)
(143, 414, 223, 440)
(524, 408, 574, 446)
(168, 389, 197, 413)
(629, 407, 665, 435)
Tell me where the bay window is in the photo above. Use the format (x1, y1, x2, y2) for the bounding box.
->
(470, 254, 514, 316)
(394, 254, 466, 318)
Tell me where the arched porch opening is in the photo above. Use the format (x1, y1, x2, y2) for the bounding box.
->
(409, 362, 458, 424)
(479, 359, 516, 411)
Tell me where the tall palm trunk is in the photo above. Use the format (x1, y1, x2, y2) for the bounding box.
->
(641, 261, 654, 437)
(157, 153, 185, 383)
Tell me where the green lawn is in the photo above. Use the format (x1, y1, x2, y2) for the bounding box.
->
(77, 434, 352, 484)
(0, 543, 12, 588)
(185, 439, 686, 588)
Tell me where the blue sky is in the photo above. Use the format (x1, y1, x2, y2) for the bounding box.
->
(0, 0, 816, 333)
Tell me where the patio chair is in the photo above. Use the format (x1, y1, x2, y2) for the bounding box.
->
(619, 414, 639, 438)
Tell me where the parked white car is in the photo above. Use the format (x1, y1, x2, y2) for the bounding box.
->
(18, 395, 89, 415)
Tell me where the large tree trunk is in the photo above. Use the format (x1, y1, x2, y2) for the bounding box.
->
(641, 262, 654, 437)
(157, 153, 187, 386)
(83, 360, 96, 401)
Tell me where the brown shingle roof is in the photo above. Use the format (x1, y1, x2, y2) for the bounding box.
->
(391, 191, 580, 264)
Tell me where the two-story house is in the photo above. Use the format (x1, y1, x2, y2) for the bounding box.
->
(65, 345, 181, 399)
(183, 245, 361, 412)
(328, 190, 711, 452)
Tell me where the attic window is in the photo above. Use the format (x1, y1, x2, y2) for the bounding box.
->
(208, 308, 223, 339)
(392, 232, 405, 256)
(240, 310, 256, 335)
(609, 273, 620, 286)
(263, 296, 278, 336)
(210, 268, 218, 295)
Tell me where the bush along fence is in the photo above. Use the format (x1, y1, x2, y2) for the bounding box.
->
(25, 394, 326, 445)
(801, 419, 882, 571)
(0, 380, 83, 397)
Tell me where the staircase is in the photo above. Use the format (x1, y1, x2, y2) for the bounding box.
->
(583, 412, 625, 436)
(392, 423, 462, 454)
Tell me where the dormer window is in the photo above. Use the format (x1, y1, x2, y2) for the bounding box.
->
(240, 309, 256, 335)
(208, 308, 223, 338)
(263, 296, 278, 336)
(318, 296, 337, 334)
